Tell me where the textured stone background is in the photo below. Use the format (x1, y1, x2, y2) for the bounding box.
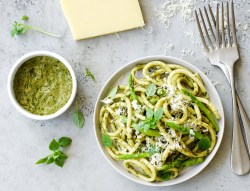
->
(0, 0, 249, 190)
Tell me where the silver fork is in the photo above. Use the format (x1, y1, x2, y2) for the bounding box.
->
(196, 1, 250, 156)
(195, 1, 250, 175)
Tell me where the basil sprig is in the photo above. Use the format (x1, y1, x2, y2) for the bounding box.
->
(36, 137, 72, 167)
(72, 101, 85, 128)
(136, 108, 164, 132)
(11, 15, 62, 38)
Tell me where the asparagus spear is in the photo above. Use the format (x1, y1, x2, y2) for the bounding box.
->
(166, 122, 203, 140)
(182, 157, 204, 167)
(182, 89, 219, 132)
(132, 123, 160, 137)
(117, 153, 150, 160)
(161, 157, 204, 171)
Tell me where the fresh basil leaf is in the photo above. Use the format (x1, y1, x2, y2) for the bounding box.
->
(198, 136, 211, 151)
(49, 139, 60, 151)
(85, 67, 96, 81)
(59, 137, 72, 148)
(11, 28, 17, 37)
(101, 134, 113, 147)
(146, 83, 156, 97)
(142, 123, 150, 132)
(36, 157, 48, 164)
(146, 108, 154, 118)
(72, 101, 85, 128)
(10, 20, 61, 38)
(46, 156, 54, 164)
(149, 122, 157, 129)
(55, 154, 68, 167)
(22, 15, 29, 20)
(154, 108, 164, 121)
(107, 86, 118, 99)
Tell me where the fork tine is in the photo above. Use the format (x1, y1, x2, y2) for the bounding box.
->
(195, 10, 209, 52)
(231, 0, 237, 45)
(208, 5, 216, 26)
(221, 2, 225, 47)
(215, 3, 220, 48)
(204, 6, 216, 42)
(199, 8, 213, 48)
(226, 1, 231, 46)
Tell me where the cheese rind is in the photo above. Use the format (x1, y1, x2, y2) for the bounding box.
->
(60, 0, 145, 40)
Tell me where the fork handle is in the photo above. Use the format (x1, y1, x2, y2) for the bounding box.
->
(221, 65, 250, 156)
(236, 96, 250, 155)
(227, 64, 250, 175)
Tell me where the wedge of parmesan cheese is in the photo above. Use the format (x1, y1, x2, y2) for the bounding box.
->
(60, 0, 145, 40)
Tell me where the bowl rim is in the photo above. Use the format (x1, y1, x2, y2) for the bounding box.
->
(7, 50, 77, 120)
(93, 55, 225, 186)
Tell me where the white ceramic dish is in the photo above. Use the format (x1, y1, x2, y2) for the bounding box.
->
(8, 51, 77, 120)
(93, 55, 224, 186)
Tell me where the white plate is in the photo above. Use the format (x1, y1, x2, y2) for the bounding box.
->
(93, 55, 224, 186)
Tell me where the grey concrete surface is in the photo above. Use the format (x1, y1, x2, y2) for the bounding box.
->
(0, 0, 249, 190)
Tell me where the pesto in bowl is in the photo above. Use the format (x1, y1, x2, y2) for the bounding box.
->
(13, 56, 73, 116)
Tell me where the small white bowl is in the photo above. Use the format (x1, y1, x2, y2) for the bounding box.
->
(94, 55, 225, 186)
(7, 51, 77, 120)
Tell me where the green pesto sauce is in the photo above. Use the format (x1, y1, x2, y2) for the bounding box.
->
(13, 56, 73, 115)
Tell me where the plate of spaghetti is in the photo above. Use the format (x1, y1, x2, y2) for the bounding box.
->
(94, 56, 224, 186)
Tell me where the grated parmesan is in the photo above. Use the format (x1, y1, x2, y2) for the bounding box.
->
(131, 100, 142, 113)
(154, 0, 197, 30)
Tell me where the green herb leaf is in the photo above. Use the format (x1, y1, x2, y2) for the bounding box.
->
(11, 21, 29, 37)
(55, 153, 68, 167)
(146, 108, 154, 118)
(154, 108, 164, 121)
(101, 134, 113, 147)
(46, 156, 54, 164)
(141, 123, 150, 132)
(49, 139, 60, 151)
(36, 157, 48, 164)
(22, 15, 29, 20)
(36, 137, 72, 167)
(72, 101, 85, 128)
(198, 136, 211, 151)
(107, 86, 118, 99)
(137, 108, 164, 133)
(146, 83, 156, 97)
(10, 20, 62, 38)
(85, 67, 96, 81)
(59, 137, 72, 148)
